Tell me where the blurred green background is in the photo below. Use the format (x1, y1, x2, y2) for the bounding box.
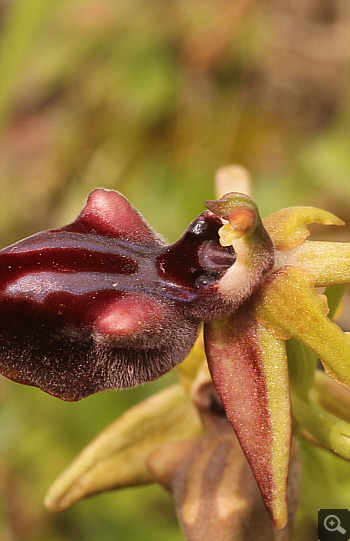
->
(0, 1, 349, 540)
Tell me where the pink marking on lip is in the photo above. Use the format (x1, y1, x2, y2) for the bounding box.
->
(94, 294, 166, 338)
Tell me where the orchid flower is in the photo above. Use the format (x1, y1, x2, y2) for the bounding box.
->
(0, 166, 349, 539)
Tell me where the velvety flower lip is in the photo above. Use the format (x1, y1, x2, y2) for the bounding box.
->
(0, 189, 238, 400)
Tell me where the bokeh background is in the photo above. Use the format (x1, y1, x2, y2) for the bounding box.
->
(0, 1, 349, 540)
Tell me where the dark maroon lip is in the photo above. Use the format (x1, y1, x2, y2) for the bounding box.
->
(0, 189, 236, 400)
(0, 211, 234, 308)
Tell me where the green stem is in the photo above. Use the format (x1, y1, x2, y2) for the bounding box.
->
(314, 370, 350, 423)
(291, 392, 350, 460)
(324, 284, 348, 320)
(287, 339, 318, 400)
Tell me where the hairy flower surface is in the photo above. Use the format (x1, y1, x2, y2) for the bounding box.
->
(0, 166, 349, 537)
(0, 189, 236, 400)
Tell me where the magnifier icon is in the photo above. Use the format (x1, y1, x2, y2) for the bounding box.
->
(324, 515, 346, 534)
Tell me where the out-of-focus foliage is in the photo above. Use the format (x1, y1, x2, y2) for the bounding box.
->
(0, 1, 349, 540)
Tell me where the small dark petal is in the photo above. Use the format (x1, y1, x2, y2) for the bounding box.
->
(0, 190, 236, 400)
